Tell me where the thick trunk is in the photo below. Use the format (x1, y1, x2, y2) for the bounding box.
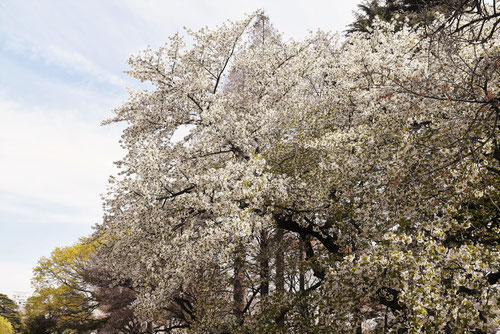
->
(275, 228, 285, 293)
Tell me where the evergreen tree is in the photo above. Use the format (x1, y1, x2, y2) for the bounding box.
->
(348, 0, 485, 33)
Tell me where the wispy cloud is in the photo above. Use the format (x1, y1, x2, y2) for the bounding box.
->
(3, 38, 126, 87)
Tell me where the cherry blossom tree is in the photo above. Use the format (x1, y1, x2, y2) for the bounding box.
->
(95, 8, 499, 333)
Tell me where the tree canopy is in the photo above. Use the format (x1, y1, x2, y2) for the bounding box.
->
(24, 239, 104, 333)
(91, 7, 500, 333)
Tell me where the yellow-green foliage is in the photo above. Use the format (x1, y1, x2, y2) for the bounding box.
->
(25, 238, 102, 332)
(32, 237, 99, 288)
(0, 316, 13, 334)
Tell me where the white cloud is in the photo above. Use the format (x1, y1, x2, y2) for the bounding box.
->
(0, 95, 124, 225)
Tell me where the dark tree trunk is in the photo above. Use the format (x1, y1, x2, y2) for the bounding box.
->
(275, 228, 285, 329)
(259, 229, 269, 296)
(233, 244, 246, 321)
(299, 238, 305, 292)
(275, 228, 285, 293)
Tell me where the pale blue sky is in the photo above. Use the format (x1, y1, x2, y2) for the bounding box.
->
(0, 0, 361, 294)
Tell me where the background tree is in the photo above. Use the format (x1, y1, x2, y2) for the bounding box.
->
(26, 237, 157, 334)
(24, 239, 104, 333)
(348, 0, 500, 36)
(0, 294, 21, 333)
(348, 0, 442, 33)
